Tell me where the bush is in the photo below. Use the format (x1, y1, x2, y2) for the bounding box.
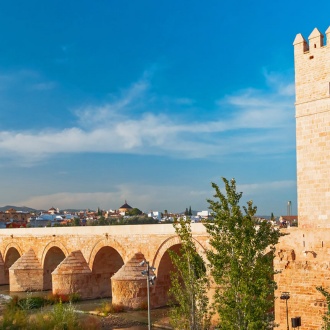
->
(97, 301, 125, 315)
(69, 293, 81, 303)
(18, 296, 47, 310)
(4, 294, 48, 311)
(31, 301, 79, 329)
(45, 292, 80, 304)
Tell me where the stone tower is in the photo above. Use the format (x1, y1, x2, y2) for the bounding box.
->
(274, 26, 330, 329)
(293, 27, 330, 228)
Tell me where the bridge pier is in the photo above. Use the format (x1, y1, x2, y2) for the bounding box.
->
(9, 248, 43, 291)
(52, 250, 94, 299)
(112, 252, 156, 309)
(0, 254, 6, 285)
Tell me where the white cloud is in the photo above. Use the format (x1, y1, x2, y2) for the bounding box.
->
(0, 71, 295, 165)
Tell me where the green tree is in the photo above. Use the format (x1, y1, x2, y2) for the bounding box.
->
(169, 218, 212, 330)
(71, 217, 80, 226)
(97, 207, 102, 216)
(316, 286, 330, 329)
(127, 208, 143, 216)
(189, 206, 192, 216)
(204, 178, 283, 330)
(97, 216, 107, 225)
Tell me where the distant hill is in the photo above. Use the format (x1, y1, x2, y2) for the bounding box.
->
(0, 205, 92, 214)
(0, 205, 39, 213)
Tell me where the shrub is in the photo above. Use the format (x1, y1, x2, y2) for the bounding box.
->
(97, 301, 125, 315)
(47, 301, 79, 329)
(45, 292, 80, 304)
(18, 296, 46, 310)
(69, 292, 81, 303)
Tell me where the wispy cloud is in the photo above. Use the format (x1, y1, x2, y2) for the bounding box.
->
(76, 78, 150, 128)
(0, 71, 295, 166)
(0, 69, 56, 92)
(263, 70, 295, 96)
(238, 180, 296, 196)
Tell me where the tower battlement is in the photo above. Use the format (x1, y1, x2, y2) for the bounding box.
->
(293, 27, 330, 55)
(294, 27, 330, 107)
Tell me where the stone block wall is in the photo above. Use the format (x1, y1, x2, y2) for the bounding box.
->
(275, 228, 330, 329)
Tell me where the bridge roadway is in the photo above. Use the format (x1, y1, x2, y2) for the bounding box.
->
(0, 223, 209, 308)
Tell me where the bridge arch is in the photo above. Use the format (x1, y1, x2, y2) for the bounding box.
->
(152, 235, 207, 307)
(41, 241, 69, 268)
(3, 243, 23, 284)
(41, 242, 69, 291)
(88, 239, 125, 268)
(88, 239, 125, 298)
(3, 242, 23, 260)
(152, 235, 207, 271)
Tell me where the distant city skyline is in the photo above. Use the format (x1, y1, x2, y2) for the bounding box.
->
(1, 1, 329, 215)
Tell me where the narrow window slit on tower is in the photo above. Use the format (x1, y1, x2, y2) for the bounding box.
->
(309, 55, 314, 59)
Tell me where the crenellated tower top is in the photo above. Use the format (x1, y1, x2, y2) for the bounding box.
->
(293, 26, 330, 106)
(293, 27, 330, 55)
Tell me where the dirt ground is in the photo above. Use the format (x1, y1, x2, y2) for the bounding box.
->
(99, 307, 171, 329)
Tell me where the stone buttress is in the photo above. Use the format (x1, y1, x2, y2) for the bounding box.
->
(52, 250, 93, 299)
(112, 252, 156, 309)
(9, 248, 43, 291)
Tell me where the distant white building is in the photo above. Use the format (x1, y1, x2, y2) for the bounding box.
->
(31, 212, 74, 227)
(190, 216, 201, 223)
(148, 211, 162, 221)
(197, 210, 211, 219)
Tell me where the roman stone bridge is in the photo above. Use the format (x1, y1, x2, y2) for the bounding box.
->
(0, 223, 209, 308)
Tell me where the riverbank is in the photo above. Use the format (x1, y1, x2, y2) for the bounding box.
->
(0, 292, 171, 330)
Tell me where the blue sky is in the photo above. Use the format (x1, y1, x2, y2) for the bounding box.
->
(0, 1, 329, 215)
